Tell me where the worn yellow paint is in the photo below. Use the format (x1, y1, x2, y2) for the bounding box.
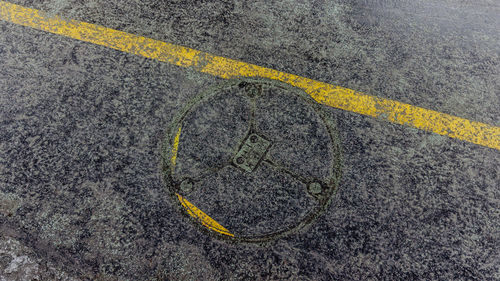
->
(1, 1, 499, 150)
(170, 126, 182, 173)
(169, 126, 233, 236)
(176, 193, 234, 237)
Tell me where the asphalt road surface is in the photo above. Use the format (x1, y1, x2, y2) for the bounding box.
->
(1, 0, 499, 280)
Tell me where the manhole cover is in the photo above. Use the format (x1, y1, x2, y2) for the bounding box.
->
(162, 78, 342, 243)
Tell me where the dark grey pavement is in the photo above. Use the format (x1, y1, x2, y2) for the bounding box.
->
(1, 0, 499, 280)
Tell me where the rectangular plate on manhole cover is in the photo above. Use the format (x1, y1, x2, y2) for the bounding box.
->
(233, 133, 271, 172)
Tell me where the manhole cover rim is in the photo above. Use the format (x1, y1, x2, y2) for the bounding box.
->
(161, 77, 342, 243)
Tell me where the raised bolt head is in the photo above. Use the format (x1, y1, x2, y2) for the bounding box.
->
(180, 179, 193, 193)
(236, 157, 245, 164)
(245, 84, 259, 97)
(250, 135, 258, 143)
(308, 182, 322, 195)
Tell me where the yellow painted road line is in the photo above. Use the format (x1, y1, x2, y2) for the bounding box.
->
(170, 126, 182, 173)
(1, 1, 499, 150)
(177, 193, 234, 237)
(169, 126, 233, 237)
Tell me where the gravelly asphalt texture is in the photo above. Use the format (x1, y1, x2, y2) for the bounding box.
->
(1, 0, 499, 280)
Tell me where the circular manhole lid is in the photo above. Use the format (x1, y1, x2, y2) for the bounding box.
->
(162, 78, 342, 243)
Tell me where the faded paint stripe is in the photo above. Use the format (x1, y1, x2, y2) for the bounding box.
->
(0, 1, 499, 150)
(170, 127, 233, 237)
(177, 193, 234, 237)
(170, 126, 182, 173)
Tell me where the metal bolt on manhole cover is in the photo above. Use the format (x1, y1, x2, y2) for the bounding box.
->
(162, 78, 342, 243)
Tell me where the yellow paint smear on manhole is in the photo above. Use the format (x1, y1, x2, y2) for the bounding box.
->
(170, 126, 182, 173)
(169, 126, 234, 237)
(177, 193, 234, 237)
(0, 0, 499, 151)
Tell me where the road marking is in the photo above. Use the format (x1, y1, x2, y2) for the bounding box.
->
(169, 126, 234, 237)
(177, 193, 234, 237)
(170, 126, 182, 173)
(0, 1, 499, 150)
